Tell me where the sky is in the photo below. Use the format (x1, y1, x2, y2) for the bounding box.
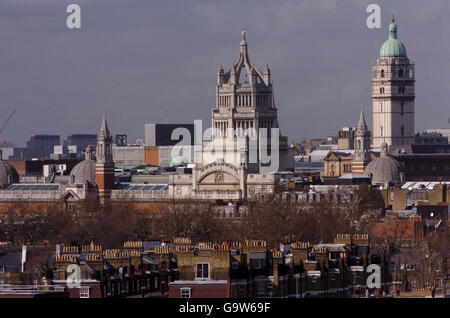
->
(0, 0, 449, 147)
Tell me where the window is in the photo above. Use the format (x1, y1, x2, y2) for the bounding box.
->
(398, 69, 403, 77)
(79, 287, 90, 298)
(381, 70, 385, 78)
(180, 288, 191, 298)
(401, 126, 405, 137)
(196, 263, 210, 279)
(344, 164, 351, 173)
(0, 266, 5, 273)
(401, 102, 404, 115)
(257, 281, 265, 296)
(250, 259, 263, 269)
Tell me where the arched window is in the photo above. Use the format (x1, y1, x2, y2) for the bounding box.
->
(380, 126, 383, 137)
(358, 140, 361, 150)
(401, 126, 404, 137)
(380, 70, 385, 78)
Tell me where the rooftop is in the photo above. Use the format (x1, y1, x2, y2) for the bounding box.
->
(6, 183, 60, 190)
(115, 183, 168, 190)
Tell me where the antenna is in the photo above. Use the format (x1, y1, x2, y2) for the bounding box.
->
(0, 110, 16, 140)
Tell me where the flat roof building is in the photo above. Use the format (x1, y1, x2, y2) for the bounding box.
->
(145, 124, 195, 147)
(26, 135, 60, 149)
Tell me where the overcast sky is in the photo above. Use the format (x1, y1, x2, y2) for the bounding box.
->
(0, 0, 449, 146)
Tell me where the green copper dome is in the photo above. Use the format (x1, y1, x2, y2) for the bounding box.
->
(168, 156, 188, 167)
(379, 20, 407, 57)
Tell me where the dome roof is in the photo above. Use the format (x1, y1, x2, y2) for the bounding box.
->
(69, 159, 96, 184)
(364, 143, 403, 186)
(380, 21, 407, 57)
(168, 156, 188, 168)
(0, 161, 19, 188)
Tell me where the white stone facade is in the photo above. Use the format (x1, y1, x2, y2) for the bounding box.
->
(371, 56, 415, 149)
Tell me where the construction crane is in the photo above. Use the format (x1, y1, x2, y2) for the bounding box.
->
(0, 110, 16, 140)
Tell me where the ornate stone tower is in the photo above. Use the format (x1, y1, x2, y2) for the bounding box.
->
(95, 116, 114, 200)
(352, 108, 371, 174)
(212, 30, 279, 140)
(372, 18, 415, 149)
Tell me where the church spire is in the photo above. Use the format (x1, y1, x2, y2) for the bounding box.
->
(352, 106, 371, 173)
(99, 115, 110, 137)
(357, 107, 368, 131)
(96, 115, 113, 164)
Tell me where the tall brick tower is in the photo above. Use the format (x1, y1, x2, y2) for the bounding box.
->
(95, 116, 114, 200)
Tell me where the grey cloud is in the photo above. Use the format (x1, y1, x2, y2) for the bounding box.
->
(0, 0, 448, 146)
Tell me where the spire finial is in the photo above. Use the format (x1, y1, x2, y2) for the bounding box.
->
(100, 115, 110, 137)
(240, 29, 249, 58)
(389, 16, 398, 39)
(357, 106, 368, 131)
